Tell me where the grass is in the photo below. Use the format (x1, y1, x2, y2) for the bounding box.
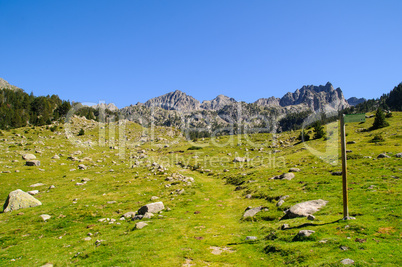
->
(0, 113, 401, 266)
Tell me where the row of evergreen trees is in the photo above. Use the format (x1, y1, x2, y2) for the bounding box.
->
(0, 89, 71, 129)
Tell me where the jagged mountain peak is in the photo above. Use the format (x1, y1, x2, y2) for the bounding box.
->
(201, 94, 237, 110)
(144, 90, 200, 111)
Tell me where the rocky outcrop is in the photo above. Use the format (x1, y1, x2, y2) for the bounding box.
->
(3, 189, 42, 212)
(279, 82, 349, 111)
(91, 102, 119, 111)
(254, 96, 280, 107)
(0, 78, 22, 91)
(347, 97, 366, 106)
(200, 95, 237, 110)
(144, 90, 200, 111)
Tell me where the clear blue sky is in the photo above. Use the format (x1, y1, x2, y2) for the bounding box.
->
(1, 0, 401, 108)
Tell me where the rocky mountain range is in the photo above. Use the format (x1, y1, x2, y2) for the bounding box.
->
(120, 82, 350, 134)
(347, 97, 366, 106)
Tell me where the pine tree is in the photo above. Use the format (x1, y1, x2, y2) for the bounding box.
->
(313, 121, 325, 139)
(371, 108, 389, 130)
(78, 128, 85, 136)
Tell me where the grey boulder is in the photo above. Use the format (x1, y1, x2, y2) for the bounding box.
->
(3, 189, 42, 212)
(283, 199, 328, 219)
(137, 202, 165, 215)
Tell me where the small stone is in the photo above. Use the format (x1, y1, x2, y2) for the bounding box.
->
(276, 200, 284, 207)
(84, 237, 92, 241)
(281, 224, 290, 230)
(377, 153, 390, 159)
(332, 171, 342, 176)
(107, 201, 116, 204)
(297, 230, 315, 237)
(340, 246, 349, 251)
(143, 212, 154, 219)
(307, 214, 315, 221)
(48, 185, 55, 189)
(78, 164, 87, 170)
(150, 196, 159, 201)
(340, 258, 354, 265)
(245, 194, 252, 199)
(27, 190, 39, 195)
(245, 236, 257, 241)
(40, 214, 51, 221)
(135, 222, 148, 229)
(289, 168, 300, 172)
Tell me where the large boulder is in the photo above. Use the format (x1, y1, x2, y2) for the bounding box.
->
(283, 199, 328, 219)
(22, 154, 36, 160)
(3, 189, 42, 212)
(137, 202, 164, 215)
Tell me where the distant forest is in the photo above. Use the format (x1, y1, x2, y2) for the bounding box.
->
(0, 88, 117, 130)
(0, 82, 401, 131)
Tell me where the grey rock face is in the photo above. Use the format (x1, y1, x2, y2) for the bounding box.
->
(144, 90, 200, 111)
(279, 82, 349, 111)
(254, 96, 280, 107)
(201, 95, 237, 110)
(3, 189, 42, 212)
(283, 199, 328, 219)
(137, 202, 165, 215)
(347, 97, 366, 106)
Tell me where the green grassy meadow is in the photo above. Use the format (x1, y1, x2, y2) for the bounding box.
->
(0, 112, 401, 266)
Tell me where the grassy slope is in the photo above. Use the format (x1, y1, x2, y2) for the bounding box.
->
(0, 113, 400, 266)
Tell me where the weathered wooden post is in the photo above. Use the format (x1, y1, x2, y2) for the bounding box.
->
(340, 113, 365, 220)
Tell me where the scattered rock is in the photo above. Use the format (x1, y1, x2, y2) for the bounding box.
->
(276, 200, 284, 207)
(84, 237, 92, 241)
(272, 173, 295, 180)
(307, 215, 315, 221)
(243, 206, 264, 218)
(3, 189, 42, 212)
(396, 153, 402, 158)
(283, 199, 328, 219)
(245, 194, 252, 199)
(377, 153, 390, 159)
(26, 160, 40, 166)
(150, 196, 159, 201)
(233, 157, 246, 162)
(107, 201, 116, 204)
(297, 230, 315, 237)
(51, 155, 60, 159)
(137, 202, 165, 215)
(245, 236, 257, 241)
(48, 185, 55, 189)
(78, 164, 87, 170)
(135, 222, 148, 229)
(27, 190, 39, 195)
(340, 258, 354, 265)
(40, 214, 51, 221)
(289, 168, 300, 172)
(22, 154, 36, 160)
(143, 212, 154, 219)
(281, 224, 290, 230)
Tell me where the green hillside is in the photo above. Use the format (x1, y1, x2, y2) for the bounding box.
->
(0, 112, 400, 266)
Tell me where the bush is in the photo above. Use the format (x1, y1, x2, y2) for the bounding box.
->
(297, 130, 310, 142)
(78, 128, 85, 136)
(371, 134, 385, 143)
(50, 125, 58, 132)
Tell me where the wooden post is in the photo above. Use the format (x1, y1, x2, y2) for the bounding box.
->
(340, 114, 348, 218)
